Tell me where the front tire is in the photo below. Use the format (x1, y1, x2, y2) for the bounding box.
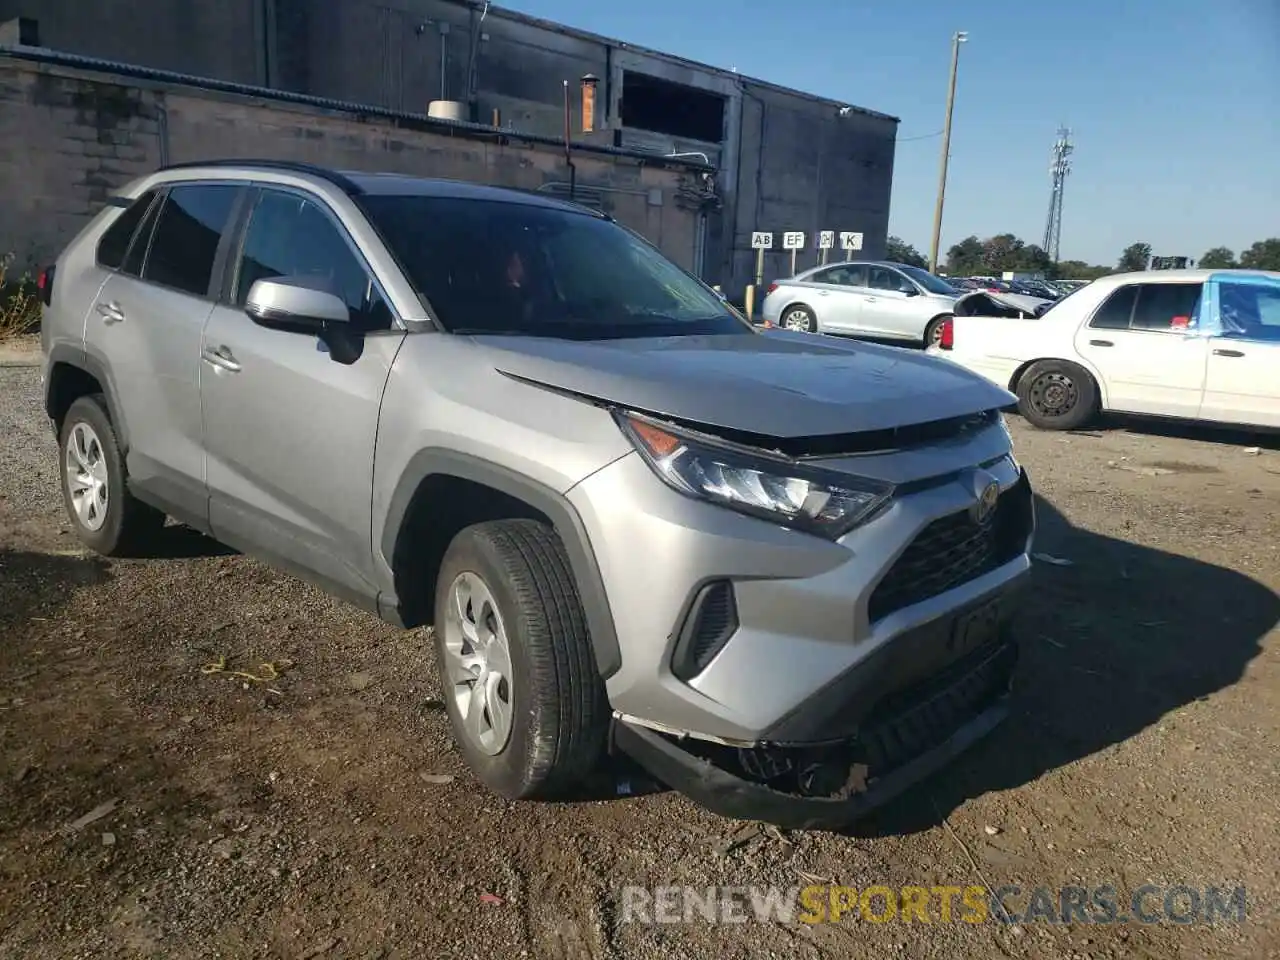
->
(1015, 359, 1098, 430)
(432, 519, 609, 799)
(58, 394, 166, 556)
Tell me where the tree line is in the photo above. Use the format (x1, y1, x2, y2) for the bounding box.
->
(885, 235, 1280, 279)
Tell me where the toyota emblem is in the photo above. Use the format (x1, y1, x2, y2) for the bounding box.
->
(972, 481, 1000, 525)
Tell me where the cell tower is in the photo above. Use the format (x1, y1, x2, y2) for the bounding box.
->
(1042, 127, 1073, 263)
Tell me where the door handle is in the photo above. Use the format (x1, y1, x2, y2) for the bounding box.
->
(865, 297, 878, 303)
(95, 301, 125, 324)
(201, 345, 242, 373)
(1213, 348, 1245, 358)
(1089, 339, 1113, 347)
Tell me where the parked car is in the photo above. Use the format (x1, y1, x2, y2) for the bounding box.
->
(760, 260, 961, 347)
(40, 160, 1036, 829)
(929, 269, 1280, 430)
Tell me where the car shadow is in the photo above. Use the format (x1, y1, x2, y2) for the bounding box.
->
(126, 522, 238, 560)
(849, 492, 1279, 837)
(1091, 413, 1280, 450)
(0, 548, 112, 636)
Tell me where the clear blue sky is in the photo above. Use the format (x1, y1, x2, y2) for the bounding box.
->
(499, 0, 1279, 266)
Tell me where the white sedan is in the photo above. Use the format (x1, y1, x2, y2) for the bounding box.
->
(928, 269, 1280, 430)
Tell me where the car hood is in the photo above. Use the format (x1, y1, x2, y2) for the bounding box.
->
(472, 329, 1015, 439)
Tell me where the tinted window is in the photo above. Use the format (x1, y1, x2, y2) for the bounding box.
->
(1131, 283, 1202, 330)
(1089, 286, 1138, 329)
(96, 191, 157, 270)
(357, 194, 746, 339)
(234, 190, 391, 330)
(812, 264, 866, 286)
(868, 266, 907, 292)
(1219, 281, 1280, 342)
(898, 265, 958, 296)
(142, 185, 240, 297)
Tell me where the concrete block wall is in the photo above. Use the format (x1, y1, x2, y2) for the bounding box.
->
(0, 55, 700, 273)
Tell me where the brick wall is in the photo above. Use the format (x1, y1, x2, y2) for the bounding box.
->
(0, 55, 702, 273)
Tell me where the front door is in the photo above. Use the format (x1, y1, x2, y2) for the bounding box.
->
(84, 182, 244, 523)
(199, 186, 406, 602)
(1073, 279, 1209, 418)
(1200, 274, 1280, 427)
(859, 265, 924, 341)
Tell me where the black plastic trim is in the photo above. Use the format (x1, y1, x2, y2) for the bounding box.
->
(379, 449, 622, 679)
(670, 580, 738, 681)
(614, 700, 1009, 831)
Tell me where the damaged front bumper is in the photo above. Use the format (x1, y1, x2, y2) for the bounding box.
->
(612, 612, 1020, 831)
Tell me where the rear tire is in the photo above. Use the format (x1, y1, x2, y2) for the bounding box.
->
(432, 518, 609, 800)
(780, 304, 817, 333)
(923, 314, 951, 348)
(1015, 359, 1098, 430)
(58, 394, 166, 556)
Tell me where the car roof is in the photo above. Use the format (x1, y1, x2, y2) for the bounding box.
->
(146, 159, 602, 216)
(1098, 268, 1280, 286)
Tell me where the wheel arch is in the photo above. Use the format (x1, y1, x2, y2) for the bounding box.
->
(379, 449, 621, 679)
(44, 345, 132, 450)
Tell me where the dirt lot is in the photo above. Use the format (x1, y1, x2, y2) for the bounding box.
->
(2, 359, 1278, 960)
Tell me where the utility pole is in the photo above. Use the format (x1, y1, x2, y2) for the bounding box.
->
(928, 31, 967, 274)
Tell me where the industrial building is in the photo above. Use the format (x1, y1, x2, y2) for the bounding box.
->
(0, 0, 898, 296)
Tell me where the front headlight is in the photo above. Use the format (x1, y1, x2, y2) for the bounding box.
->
(615, 411, 894, 539)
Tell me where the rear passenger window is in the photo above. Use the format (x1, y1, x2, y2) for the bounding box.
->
(1131, 283, 1202, 330)
(1089, 286, 1137, 329)
(121, 193, 164, 278)
(96, 191, 157, 270)
(141, 184, 240, 297)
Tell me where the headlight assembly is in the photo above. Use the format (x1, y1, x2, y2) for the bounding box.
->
(615, 411, 894, 540)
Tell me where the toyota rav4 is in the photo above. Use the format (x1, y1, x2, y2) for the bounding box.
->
(38, 160, 1034, 829)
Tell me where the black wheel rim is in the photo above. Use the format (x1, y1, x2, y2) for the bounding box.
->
(1028, 372, 1078, 418)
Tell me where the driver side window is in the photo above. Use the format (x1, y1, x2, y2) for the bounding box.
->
(868, 266, 907, 292)
(233, 189, 392, 331)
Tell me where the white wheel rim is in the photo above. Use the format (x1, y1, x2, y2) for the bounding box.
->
(65, 421, 109, 532)
(441, 572, 516, 755)
(783, 310, 811, 332)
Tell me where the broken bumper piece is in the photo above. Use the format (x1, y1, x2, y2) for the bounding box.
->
(613, 638, 1018, 831)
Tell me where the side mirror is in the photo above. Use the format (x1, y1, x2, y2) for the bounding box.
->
(899, 284, 919, 297)
(245, 277, 350, 328)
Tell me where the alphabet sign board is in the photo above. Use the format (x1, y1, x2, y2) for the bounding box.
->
(839, 231, 864, 252)
(782, 231, 805, 250)
(818, 231, 835, 249)
(751, 232, 773, 249)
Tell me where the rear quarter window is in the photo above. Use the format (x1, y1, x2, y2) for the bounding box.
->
(95, 191, 158, 270)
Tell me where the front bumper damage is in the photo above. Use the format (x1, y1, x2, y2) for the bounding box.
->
(612, 597, 1019, 830)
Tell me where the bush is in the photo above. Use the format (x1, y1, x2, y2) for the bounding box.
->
(0, 253, 41, 343)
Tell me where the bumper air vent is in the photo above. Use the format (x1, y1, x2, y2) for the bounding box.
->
(671, 580, 738, 681)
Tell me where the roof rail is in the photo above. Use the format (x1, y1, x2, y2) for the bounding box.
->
(156, 158, 365, 195)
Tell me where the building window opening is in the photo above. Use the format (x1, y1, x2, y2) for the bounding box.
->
(621, 71, 725, 143)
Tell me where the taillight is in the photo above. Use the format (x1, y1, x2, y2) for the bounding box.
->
(939, 317, 954, 349)
(765, 282, 778, 295)
(37, 265, 54, 306)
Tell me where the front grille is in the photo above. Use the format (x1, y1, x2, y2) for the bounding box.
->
(868, 474, 1032, 622)
(859, 639, 1017, 773)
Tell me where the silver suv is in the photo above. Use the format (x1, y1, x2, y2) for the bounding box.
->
(39, 161, 1034, 829)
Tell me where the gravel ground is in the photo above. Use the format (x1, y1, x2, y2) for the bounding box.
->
(1, 362, 1278, 960)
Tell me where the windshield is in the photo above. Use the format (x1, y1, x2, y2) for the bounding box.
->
(358, 194, 748, 339)
(897, 265, 960, 296)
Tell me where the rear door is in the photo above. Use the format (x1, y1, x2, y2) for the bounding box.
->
(199, 185, 405, 602)
(1200, 274, 1280, 427)
(85, 182, 245, 524)
(800, 263, 866, 332)
(1072, 280, 1209, 418)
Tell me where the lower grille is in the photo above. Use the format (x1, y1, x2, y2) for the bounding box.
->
(859, 640, 1017, 774)
(868, 472, 1032, 622)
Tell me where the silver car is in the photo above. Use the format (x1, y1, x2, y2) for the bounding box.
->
(761, 260, 961, 347)
(39, 161, 1034, 829)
